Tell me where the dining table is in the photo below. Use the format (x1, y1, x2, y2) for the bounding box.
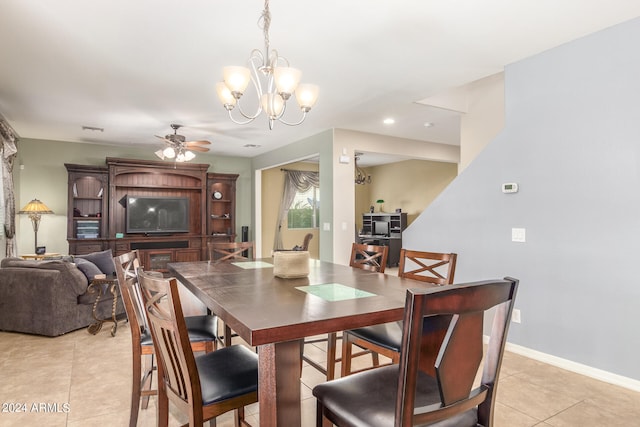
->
(168, 257, 436, 426)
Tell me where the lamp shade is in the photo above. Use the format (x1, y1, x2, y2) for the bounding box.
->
(223, 66, 251, 95)
(274, 67, 301, 97)
(295, 84, 319, 111)
(19, 199, 53, 215)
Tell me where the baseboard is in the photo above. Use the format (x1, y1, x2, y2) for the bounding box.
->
(490, 338, 640, 392)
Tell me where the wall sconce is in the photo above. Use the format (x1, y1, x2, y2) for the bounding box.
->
(19, 198, 54, 253)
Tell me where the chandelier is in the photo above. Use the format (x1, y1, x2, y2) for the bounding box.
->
(354, 154, 371, 185)
(215, 0, 319, 130)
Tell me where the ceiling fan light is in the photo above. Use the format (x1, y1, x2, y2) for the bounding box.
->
(261, 93, 285, 118)
(216, 82, 237, 108)
(295, 83, 319, 111)
(154, 149, 165, 160)
(223, 66, 251, 96)
(184, 150, 196, 161)
(175, 152, 186, 162)
(274, 67, 301, 99)
(163, 146, 176, 159)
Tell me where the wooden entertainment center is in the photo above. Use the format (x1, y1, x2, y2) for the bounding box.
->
(65, 158, 238, 271)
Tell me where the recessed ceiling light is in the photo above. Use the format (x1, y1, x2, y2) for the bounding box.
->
(243, 144, 261, 148)
(383, 118, 395, 125)
(423, 122, 434, 128)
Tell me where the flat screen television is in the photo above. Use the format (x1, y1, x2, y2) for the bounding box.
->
(126, 196, 190, 234)
(373, 220, 389, 237)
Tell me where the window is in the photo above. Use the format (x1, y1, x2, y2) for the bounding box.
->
(287, 186, 319, 229)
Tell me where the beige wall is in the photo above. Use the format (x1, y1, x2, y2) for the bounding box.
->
(261, 161, 320, 259)
(354, 159, 458, 230)
(459, 72, 505, 173)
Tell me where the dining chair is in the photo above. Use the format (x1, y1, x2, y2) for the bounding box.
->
(207, 241, 254, 261)
(206, 241, 255, 347)
(300, 232, 313, 251)
(341, 249, 457, 377)
(314, 277, 519, 427)
(303, 243, 389, 381)
(137, 269, 259, 427)
(114, 251, 218, 427)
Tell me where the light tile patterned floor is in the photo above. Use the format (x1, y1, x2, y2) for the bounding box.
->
(1, 322, 639, 426)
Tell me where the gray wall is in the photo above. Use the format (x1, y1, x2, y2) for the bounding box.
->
(404, 17, 640, 381)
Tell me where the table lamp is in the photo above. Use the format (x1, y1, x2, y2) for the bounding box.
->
(18, 198, 54, 253)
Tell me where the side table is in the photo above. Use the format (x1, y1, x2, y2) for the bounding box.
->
(86, 275, 120, 336)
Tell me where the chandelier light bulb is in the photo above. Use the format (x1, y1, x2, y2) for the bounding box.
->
(261, 93, 285, 118)
(274, 67, 301, 99)
(216, 82, 237, 109)
(184, 150, 196, 161)
(295, 84, 319, 111)
(223, 66, 251, 96)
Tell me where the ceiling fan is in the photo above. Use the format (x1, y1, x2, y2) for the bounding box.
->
(154, 124, 211, 162)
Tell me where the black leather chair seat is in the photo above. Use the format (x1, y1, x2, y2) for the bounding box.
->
(196, 344, 258, 405)
(347, 321, 403, 352)
(139, 315, 217, 346)
(312, 365, 478, 427)
(184, 315, 218, 342)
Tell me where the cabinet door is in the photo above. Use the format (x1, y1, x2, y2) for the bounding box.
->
(175, 249, 200, 263)
(145, 250, 174, 272)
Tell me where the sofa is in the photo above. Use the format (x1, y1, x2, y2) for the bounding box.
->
(0, 251, 125, 337)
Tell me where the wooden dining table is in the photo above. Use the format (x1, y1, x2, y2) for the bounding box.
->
(168, 258, 436, 426)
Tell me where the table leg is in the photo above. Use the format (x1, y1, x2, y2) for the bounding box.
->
(258, 340, 302, 426)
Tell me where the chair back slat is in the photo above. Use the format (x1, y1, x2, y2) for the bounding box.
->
(137, 269, 202, 408)
(349, 243, 389, 273)
(398, 249, 457, 285)
(114, 250, 149, 339)
(207, 241, 254, 261)
(395, 278, 519, 427)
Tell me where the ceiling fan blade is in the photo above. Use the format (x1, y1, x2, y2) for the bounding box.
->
(188, 146, 210, 153)
(155, 135, 173, 144)
(185, 140, 211, 146)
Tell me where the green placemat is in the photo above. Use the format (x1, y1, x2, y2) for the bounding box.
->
(296, 283, 377, 301)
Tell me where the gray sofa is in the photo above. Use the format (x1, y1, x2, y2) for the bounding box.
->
(0, 256, 124, 337)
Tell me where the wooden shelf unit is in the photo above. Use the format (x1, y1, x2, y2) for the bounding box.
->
(65, 158, 239, 270)
(207, 173, 238, 242)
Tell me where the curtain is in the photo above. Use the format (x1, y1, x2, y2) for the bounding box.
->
(273, 170, 319, 251)
(0, 115, 18, 258)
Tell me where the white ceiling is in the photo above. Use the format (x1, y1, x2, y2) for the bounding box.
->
(1, 1, 639, 163)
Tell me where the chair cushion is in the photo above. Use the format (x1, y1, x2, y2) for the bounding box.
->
(184, 315, 218, 342)
(312, 365, 478, 427)
(196, 344, 258, 405)
(137, 316, 217, 347)
(348, 321, 403, 352)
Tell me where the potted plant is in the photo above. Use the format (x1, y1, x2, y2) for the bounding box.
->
(376, 199, 384, 212)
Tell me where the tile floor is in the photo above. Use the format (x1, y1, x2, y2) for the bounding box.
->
(1, 321, 639, 426)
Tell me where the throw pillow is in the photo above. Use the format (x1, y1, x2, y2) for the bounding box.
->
(75, 249, 116, 276)
(74, 258, 103, 281)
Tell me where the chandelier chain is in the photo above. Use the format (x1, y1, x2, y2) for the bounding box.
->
(259, 0, 271, 57)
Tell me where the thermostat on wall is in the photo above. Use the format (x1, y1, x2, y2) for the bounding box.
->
(502, 183, 519, 193)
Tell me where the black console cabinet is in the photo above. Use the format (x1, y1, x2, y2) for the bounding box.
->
(359, 213, 408, 267)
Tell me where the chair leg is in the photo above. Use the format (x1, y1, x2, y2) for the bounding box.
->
(130, 350, 142, 427)
(140, 354, 154, 409)
(156, 381, 169, 427)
